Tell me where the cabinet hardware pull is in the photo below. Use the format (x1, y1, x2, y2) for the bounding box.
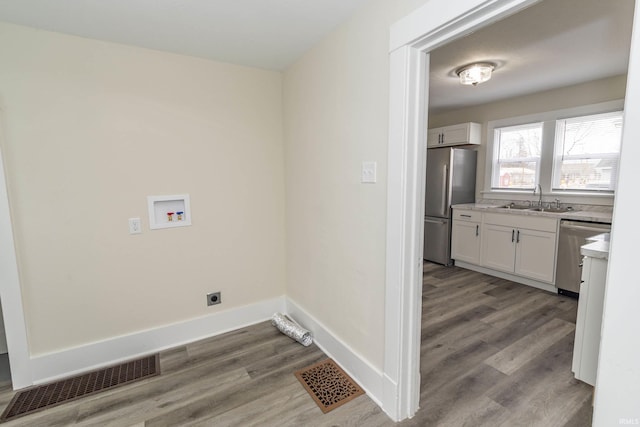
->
(475, 225, 479, 236)
(461, 214, 471, 218)
(516, 230, 520, 243)
(511, 230, 515, 242)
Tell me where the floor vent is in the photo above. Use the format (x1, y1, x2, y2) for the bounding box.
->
(0, 354, 159, 423)
(294, 358, 364, 413)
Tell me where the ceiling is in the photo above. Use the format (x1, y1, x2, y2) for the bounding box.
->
(0, 0, 635, 110)
(429, 0, 635, 114)
(0, 0, 373, 70)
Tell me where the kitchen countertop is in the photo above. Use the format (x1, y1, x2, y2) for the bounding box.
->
(581, 232, 611, 260)
(452, 203, 613, 224)
(581, 240, 610, 260)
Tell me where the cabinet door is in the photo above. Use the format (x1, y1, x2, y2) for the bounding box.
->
(481, 224, 516, 273)
(514, 228, 557, 283)
(427, 128, 443, 148)
(572, 256, 608, 386)
(451, 220, 481, 265)
(442, 123, 470, 146)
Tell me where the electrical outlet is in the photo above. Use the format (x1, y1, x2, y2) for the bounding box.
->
(207, 292, 221, 306)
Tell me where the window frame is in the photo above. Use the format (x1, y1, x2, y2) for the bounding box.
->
(483, 100, 624, 205)
(491, 121, 544, 191)
(551, 111, 624, 193)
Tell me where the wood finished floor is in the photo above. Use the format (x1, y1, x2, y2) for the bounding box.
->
(0, 263, 593, 426)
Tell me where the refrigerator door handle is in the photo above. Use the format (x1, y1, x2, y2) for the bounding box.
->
(424, 218, 447, 225)
(441, 164, 448, 217)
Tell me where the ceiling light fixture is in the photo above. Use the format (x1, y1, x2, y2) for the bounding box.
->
(456, 62, 495, 86)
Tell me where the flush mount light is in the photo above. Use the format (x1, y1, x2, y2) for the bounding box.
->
(456, 62, 495, 86)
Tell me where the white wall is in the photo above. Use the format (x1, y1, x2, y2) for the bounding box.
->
(283, 0, 430, 371)
(428, 75, 627, 128)
(0, 23, 286, 356)
(429, 75, 627, 203)
(594, 1, 640, 423)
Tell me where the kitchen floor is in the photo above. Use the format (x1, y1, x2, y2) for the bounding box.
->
(400, 262, 593, 426)
(0, 263, 593, 426)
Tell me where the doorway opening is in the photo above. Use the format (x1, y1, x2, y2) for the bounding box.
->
(386, 0, 638, 421)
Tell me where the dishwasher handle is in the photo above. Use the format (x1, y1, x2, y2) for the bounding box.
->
(560, 222, 611, 234)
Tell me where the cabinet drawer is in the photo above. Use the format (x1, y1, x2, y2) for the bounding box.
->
(452, 210, 482, 222)
(483, 212, 558, 232)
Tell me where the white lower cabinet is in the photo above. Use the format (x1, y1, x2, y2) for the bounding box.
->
(452, 209, 559, 286)
(481, 214, 558, 284)
(572, 255, 608, 386)
(514, 228, 557, 283)
(451, 216, 481, 264)
(480, 224, 516, 273)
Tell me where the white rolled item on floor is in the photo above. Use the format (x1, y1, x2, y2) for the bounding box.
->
(271, 312, 313, 346)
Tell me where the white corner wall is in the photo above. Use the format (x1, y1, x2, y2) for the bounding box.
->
(282, 0, 430, 379)
(0, 22, 286, 358)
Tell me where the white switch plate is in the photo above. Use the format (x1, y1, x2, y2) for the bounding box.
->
(362, 161, 377, 183)
(128, 218, 142, 234)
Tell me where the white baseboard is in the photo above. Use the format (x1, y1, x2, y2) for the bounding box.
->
(28, 295, 390, 418)
(455, 261, 558, 294)
(29, 296, 286, 385)
(285, 297, 385, 409)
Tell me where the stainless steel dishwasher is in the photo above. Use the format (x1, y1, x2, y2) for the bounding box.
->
(556, 220, 611, 297)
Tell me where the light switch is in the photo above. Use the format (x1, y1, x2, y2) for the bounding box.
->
(362, 161, 377, 183)
(128, 218, 142, 234)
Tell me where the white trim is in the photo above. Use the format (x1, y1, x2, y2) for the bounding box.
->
(285, 298, 385, 409)
(387, 0, 545, 420)
(29, 294, 388, 416)
(0, 114, 32, 389)
(390, 0, 542, 53)
(594, 0, 640, 421)
(384, 45, 427, 421)
(455, 261, 557, 293)
(483, 100, 624, 201)
(30, 296, 285, 384)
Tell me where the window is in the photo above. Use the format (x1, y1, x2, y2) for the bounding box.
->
(485, 100, 624, 201)
(553, 112, 623, 192)
(491, 122, 543, 190)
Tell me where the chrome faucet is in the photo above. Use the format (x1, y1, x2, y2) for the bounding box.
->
(533, 184, 543, 206)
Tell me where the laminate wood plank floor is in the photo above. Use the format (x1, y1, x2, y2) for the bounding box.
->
(404, 263, 594, 427)
(0, 263, 593, 426)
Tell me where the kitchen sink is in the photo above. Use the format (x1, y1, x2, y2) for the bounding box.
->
(499, 204, 531, 210)
(527, 207, 578, 213)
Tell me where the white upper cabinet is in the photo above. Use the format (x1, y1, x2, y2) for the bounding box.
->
(427, 122, 481, 148)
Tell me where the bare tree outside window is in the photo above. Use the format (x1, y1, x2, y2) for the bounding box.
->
(492, 123, 542, 189)
(553, 112, 623, 191)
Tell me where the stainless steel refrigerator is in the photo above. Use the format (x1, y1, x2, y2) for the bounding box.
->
(424, 147, 477, 265)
